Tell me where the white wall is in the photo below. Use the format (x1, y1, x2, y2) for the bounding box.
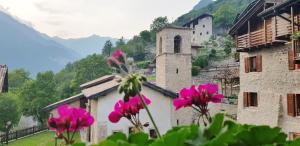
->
(191, 17, 213, 46)
(94, 86, 173, 143)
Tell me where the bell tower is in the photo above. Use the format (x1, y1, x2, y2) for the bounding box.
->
(155, 26, 192, 92)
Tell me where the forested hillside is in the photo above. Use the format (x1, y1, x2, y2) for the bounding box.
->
(174, 0, 253, 32)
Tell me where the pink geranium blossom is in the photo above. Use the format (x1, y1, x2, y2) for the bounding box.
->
(48, 105, 94, 144)
(112, 49, 125, 64)
(109, 95, 151, 131)
(173, 83, 224, 125)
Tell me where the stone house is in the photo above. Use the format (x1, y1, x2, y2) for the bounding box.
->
(0, 65, 8, 93)
(229, 0, 300, 140)
(183, 13, 213, 57)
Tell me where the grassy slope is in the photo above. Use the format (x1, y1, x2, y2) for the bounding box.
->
(8, 131, 80, 146)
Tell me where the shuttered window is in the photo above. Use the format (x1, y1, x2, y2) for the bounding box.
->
(245, 55, 262, 73)
(287, 94, 296, 117)
(288, 50, 296, 70)
(243, 92, 258, 107)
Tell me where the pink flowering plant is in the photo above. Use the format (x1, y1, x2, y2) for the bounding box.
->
(48, 105, 94, 145)
(173, 83, 224, 126)
(107, 49, 161, 137)
(109, 95, 151, 131)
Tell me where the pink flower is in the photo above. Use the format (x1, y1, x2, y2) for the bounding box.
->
(48, 105, 94, 136)
(108, 95, 151, 123)
(112, 49, 125, 64)
(173, 83, 224, 110)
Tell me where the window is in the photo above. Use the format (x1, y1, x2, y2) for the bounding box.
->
(207, 31, 209, 35)
(176, 68, 179, 74)
(176, 119, 179, 126)
(159, 37, 162, 55)
(113, 130, 123, 134)
(245, 55, 262, 73)
(287, 94, 300, 117)
(174, 35, 181, 53)
(249, 57, 257, 72)
(203, 25, 205, 28)
(193, 31, 195, 34)
(200, 32, 202, 36)
(149, 129, 157, 139)
(243, 92, 258, 107)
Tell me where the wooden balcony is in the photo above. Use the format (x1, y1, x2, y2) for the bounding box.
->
(236, 17, 293, 51)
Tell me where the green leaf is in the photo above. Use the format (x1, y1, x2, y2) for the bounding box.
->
(128, 132, 150, 146)
(72, 143, 86, 146)
(107, 132, 127, 142)
(204, 113, 225, 139)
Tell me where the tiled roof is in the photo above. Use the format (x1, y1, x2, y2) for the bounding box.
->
(43, 93, 85, 111)
(0, 65, 8, 93)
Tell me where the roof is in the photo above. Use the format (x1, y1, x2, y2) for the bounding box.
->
(80, 75, 115, 89)
(82, 75, 178, 100)
(0, 65, 8, 93)
(229, 0, 265, 35)
(43, 93, 85, 111)
(158, 24, 192, 33)
(258, 0, 300, 18)
(182, 13, 213, 27)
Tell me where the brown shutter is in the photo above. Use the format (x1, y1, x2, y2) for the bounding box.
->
(288, 50, 295, 70)
(245, 57, 250, 73)
(256, 55, 262, 72)
(243, 92, 249, 107)
(287, 94, 296, 117)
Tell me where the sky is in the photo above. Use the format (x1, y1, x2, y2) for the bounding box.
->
(0, 0, 199, 39)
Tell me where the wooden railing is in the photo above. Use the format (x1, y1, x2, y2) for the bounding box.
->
(250, 29, 265, 46)
(237, 34, 250, 48)
(295, 40, 300, 60)
(0, 125, 48, 144)
(275, 16, 292, 37)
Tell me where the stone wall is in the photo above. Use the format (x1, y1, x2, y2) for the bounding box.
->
(238, 43, 300, 135)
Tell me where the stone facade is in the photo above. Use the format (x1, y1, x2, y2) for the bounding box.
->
(238, 43, 300, 137)
(184, 15, 213, 46)
(156, 27, 192, 92)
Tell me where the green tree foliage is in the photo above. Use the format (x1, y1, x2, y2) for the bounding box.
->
(116, 37, 126, 48)
(19, 71, 57, 124)
(192, 66, 200, 76)
(209, 49, 217, 58)
(8, 69, 30, 91)
(193, 55, 209, 69)
(0, 93, 19, 131)
(213, 4, 236, 30)
(223, 35, 235, 55)
(139, 30, 152, 43)
(150, 16, 169, 33)
(102, 40, 113, 57)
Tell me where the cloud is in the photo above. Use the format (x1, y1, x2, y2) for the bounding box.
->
(34, 2, 68, 14)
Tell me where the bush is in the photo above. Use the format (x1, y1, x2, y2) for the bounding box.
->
(192, 66, 200, 76)
(209, 49, 217, 58)
(193, 55, 209, 68)
(136, 61, 151, 69)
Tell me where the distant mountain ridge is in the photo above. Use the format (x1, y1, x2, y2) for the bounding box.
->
(0, 11, 80, 75)
(52, 35, 118, 58)
(193, 0, 214, 10)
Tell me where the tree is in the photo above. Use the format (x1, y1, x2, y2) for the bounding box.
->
(116, 37, 126, 48)
(0, 93, 19, 131)
(8, 69, 30, 91)
(213, 4, 236, 30)
(19, 71, 57, 124)
(102, 40, 113, 56)
(223, 35, 235, 55)
(209, 49, 217, 58)
(193, 55, 209, 68)
(139, 30, 152, 43)
(150, 16, 169, 33)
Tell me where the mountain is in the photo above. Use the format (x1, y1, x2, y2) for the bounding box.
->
(52, 35, 118, 57)
(193, 0, 214, 10)
(0, 11, 80, 75)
